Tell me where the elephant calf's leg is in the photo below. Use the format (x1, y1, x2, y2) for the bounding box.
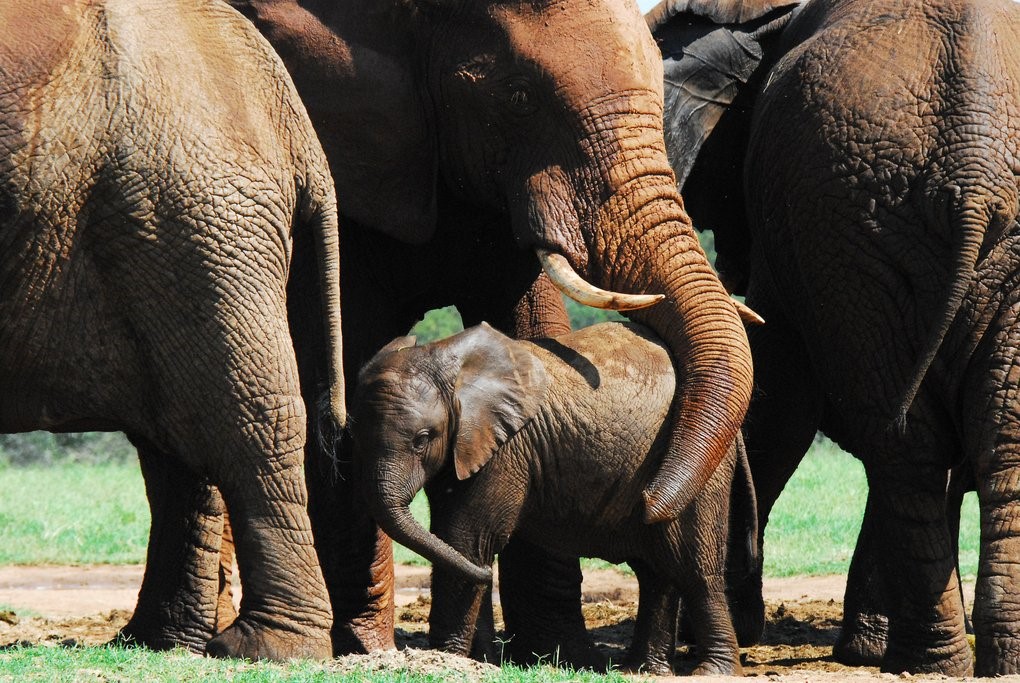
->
(117, 437, 223, 653)
(498, 538, 605, 670)
(623, 560, 679, 675)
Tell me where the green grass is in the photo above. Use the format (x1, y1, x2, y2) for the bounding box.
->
(0, 442, 981, 578)
(0, 462, 149, 564)
(763, 438, 980, 579)
(0, 644, 632, 682)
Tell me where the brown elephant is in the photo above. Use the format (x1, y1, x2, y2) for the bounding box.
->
(226, 0, 757, 664)
(0, 0, 345, 661)
(651, 0, 1020, 675)
(352, 322, 756, 676)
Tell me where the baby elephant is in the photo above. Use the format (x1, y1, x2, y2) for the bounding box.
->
(353, 322, 751, 675)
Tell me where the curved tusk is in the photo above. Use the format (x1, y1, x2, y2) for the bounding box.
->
(536, 249, 664, 311)
(733, 299, 765, 326)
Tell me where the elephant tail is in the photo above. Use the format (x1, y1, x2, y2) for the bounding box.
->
(892, 189, 1010, 434)
(301, 173, 346, 447)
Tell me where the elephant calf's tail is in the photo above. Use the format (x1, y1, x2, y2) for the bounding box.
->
(892, 189, 1010, 434)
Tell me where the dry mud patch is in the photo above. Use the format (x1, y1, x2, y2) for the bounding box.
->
(0, 565, 1006, 682)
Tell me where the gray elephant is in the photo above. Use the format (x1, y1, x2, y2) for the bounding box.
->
(225, 0, 759, 665)
(351, 322, 755, 676)
(650, 0, 1020, 675)
(0, 0, 345, 660)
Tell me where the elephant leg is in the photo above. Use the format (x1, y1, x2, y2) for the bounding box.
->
(728, 291, 822, 642)
(461, 273, 598, 669)
(428, 565, 490, 658)
(469, 586, 498, 663)
(498, 534, 603, 670)
(305, 456, 396, 654)
(216, 511, 238, 633)
(970, 384, 1020, 675)
(946, 463, 973, 636)
(623, 560, 679, 675)
(834, 489, 891, 665)
(870, 461, 972, 675)
(116, 436, 223, 653)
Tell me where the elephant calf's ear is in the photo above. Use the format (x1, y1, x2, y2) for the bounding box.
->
(449, 324, 549, 480)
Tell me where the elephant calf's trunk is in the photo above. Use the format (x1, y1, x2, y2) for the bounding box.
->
(380, 503, 492, 585)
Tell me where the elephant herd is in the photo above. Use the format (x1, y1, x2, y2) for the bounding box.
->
(0, 0, 1017, 677)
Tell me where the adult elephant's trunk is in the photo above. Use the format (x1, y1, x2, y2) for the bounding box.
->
(532, 100, 754, 523)
(368, 478, 492, 585)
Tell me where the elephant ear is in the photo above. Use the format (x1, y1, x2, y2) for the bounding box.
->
(646, 0, 802, 187)
(445, 324, 549, 481)
(228, 0, 438, 244)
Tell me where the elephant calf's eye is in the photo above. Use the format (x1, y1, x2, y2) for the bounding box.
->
(501, 78, 538, 116)
(411, 430, 431, 453)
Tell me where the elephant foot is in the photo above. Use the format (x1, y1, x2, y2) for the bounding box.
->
(975, 633, 1020, 677)
(114, 614, 211, 655)
(619, 653, 673, 676)
(727, 580, 766, 647)
(331, 613, 396, 655)
(691, 651, 742, 676)
(833, 612, 888, 666)
(206, 616, 332, 661)
(880, 637, 973, 677)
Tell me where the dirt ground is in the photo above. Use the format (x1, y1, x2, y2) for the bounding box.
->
(0, 564, 1001, 681)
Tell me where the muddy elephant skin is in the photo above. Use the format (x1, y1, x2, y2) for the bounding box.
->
(0, 0, 345, 661)
(651, 0, 1020, 675)
(227, 0, 756, 664)
(353, 322, 752, 676)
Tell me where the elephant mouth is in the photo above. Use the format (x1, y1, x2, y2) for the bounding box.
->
(535, 248, 664, 311)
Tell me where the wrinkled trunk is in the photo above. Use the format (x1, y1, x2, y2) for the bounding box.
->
(542, 95, 754, 523)
(368, 478, 492, 585)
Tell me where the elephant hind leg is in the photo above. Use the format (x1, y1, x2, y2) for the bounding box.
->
(970, 361, 1020, 676)
(116, 436, 223, 654)
(869, 460, 972, 675)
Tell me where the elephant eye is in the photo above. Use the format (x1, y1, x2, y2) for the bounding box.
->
(411, 430, 431, 453)
(502, 78, 538, 116)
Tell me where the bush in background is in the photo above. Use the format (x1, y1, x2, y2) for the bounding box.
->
(0, 432, 135, 467)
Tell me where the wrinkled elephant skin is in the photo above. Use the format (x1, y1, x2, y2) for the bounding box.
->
(229, 0, 754, 662)
(0, 0, 345, 661)
(652, 0, 1020, 675)
(353, 322, 753, 676)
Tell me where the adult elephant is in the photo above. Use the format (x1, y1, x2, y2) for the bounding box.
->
(0, 0, 345, 660)
(650, 0, 1020, 675)
(229, 0, 756, 665)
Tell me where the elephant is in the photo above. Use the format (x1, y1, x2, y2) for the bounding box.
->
(352, 322, 755, 676)
(225, 0, 758, 665)
(650, 0, 1020, 675)
(0, 0, 345, 660)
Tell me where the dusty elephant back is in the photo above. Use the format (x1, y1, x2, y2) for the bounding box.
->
(0, 0, 334, 432)
(746, 0, 1020, 439)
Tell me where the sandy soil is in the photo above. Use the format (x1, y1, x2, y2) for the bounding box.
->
(0, 564, 1002, 682)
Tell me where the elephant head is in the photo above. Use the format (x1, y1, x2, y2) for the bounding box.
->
(232, 0, 755, 521)
(351, 324, 548, 583)
(647, 0, 803, 294)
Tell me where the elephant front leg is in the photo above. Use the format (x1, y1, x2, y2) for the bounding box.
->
(116, 436, 222, 654)
(870, 462, 972, 675)
(428, 566, 490, 658)
(305, 454, 396, 655)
